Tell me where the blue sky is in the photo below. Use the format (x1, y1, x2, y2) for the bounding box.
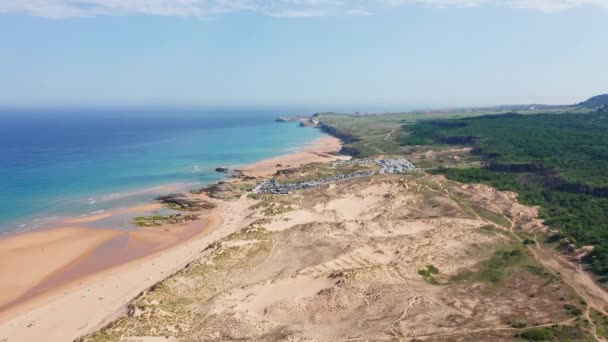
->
(0, 0, 607, 111)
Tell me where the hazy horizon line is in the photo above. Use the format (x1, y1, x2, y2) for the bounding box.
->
(0, 99, 587, 116)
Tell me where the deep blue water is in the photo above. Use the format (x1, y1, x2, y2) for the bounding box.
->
(0, 110, 324, 232)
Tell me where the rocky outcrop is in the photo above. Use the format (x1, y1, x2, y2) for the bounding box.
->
(191, 182, 239, 200)
(154, 193, 216, 211)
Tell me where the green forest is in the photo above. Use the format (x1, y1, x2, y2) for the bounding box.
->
(400, 111, 608, 278)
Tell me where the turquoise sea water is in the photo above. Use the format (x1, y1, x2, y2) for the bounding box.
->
(0, 110, 325, 233)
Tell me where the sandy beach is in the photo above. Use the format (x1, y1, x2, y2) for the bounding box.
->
(240, 136, 349, 177)
(0, 134, 345, 342)
(0, 227, 121, 308)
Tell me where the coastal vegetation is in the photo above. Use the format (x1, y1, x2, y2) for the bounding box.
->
(132, 214, 199, 227)
(418, 264, 440, 284)
(318, 105, 608, 279)
(517, 327, 554, 341)
(449, 245, 560, 288)
(273, 161, 378, 184)
(591, 308, 608, 338)
(317, 105, 594, 159)
(398, 111, 608, 278)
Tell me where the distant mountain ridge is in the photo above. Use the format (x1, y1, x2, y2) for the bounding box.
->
(579, 94, 608, 107)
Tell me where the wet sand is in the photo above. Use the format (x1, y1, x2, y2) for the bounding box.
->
(0, 227, 121, 308)
(0, 207, 210, 317)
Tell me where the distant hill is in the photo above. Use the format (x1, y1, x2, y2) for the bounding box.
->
(579, 94, 608, 107)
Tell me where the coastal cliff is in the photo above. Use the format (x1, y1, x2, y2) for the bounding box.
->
(275, 115, 320, 127)
(275, 115, 308, 122)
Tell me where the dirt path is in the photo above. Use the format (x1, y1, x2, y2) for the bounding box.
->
(528, 241, 608, 341)
(503, 208, 607, 340)
(384, 129, 396, 141)
(444, 181, 607, 340)
(531, 245, 608, 313)
(363, 141, 385, 155)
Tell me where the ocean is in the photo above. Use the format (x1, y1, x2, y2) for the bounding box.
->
(0, 110, 325, 233)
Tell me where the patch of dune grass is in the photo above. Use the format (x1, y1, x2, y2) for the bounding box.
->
(451, 246, 558, 287)
(250, 196, 299, 217)
(132, 214, 198, 227)
(517, 327, 554, 341)
(476, 224, 500, 236)
(563, 303, 583, 317)
(591, 308, 608, 338)
(450, 196, 479, 219)
(523, 264, 560, 284)
(276, 162, 378, 185)
(474, 223, 519, 242)
(471, 204, 511, 228)
(474, 248, 526, 283)
(516, 325, 594, 342)
(418, 264, 440, 284)
(81, 227, 275, 342)
(227, 226, 271, 242)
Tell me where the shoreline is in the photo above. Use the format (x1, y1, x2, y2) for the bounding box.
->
(0, 134, 340, 238)
(0, 134, 345, 342)
(238, 135, 349, 178)
(0, 183, 198, 239)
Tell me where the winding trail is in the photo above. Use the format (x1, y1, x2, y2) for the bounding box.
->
(384, 129, 396, 141)
(440, 180, 608, 341)
(528, 239, 608, 341)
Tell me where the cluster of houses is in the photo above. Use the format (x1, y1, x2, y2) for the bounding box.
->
(252, 158, 416, 195)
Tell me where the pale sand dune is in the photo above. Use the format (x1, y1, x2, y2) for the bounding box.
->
(265, 209, 328, 231)
(23, 173, 601, 341)
(240, 136, 349, 178)
(78, 175, 577, 341)
(211, 276, 339, 316)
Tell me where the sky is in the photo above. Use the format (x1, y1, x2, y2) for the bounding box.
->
(0, 0, 607, 111)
